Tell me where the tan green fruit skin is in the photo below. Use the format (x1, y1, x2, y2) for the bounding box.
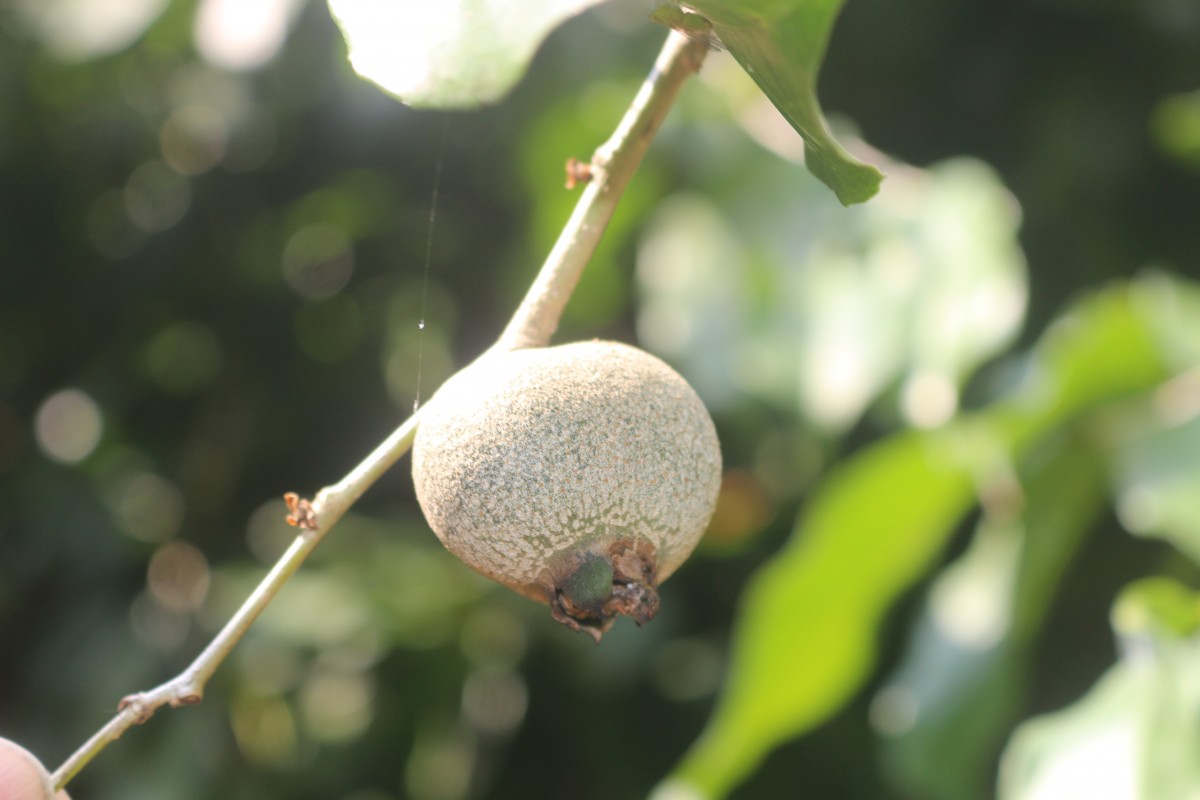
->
(411, 340, 721, 611)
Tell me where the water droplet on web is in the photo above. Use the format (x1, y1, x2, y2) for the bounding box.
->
(417, 320, 425, 330)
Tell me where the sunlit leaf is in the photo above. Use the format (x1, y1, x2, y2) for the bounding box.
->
(1102, 274, 1200, 562)
(998, 578, 1200, 800)
(657, 430, 977, 799)
(327, 0, 607, 108)
(989, 285, 1172, 448)
(10, 0, 169, 62)
(877, 435, 1107, 800)
(195, 0, 308, 71)
(666, 0, 884, 204)
(1111, 414, 1200, 564)
(658, 279, 1183, 799)
(637, 157, 1027, 431)
(1136, 272, 1200, 371)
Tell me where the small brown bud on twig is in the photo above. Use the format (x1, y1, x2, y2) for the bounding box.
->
(284, 492, 318, 530)
(564, 157, 593, 189)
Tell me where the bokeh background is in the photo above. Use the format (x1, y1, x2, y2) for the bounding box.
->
(2, 1, 1199, 799)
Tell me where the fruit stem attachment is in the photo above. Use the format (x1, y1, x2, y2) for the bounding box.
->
(51, 29, 708, 792)
(495, 29, 710, 352)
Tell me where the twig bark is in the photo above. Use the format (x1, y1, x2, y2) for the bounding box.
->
(495, 30, 707, 352)
(51, 414, 420, 789)
(51, 28, 708, 792)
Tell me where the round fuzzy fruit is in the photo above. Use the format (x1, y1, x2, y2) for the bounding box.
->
(411, 340, 721, 640)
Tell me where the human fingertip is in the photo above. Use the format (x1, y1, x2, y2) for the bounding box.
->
(0, 738, 59, 800)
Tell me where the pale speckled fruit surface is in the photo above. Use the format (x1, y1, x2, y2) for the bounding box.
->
(411, 340, 721, 602)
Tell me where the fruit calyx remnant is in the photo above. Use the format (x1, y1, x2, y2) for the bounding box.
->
(545, 539, 661, 643)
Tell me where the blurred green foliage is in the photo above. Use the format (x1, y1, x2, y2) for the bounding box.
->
(1, 2, 1199, 800)
(663, 278, 1198, 798)
(1000, 577, 1200, 800)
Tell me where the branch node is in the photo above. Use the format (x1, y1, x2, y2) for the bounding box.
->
(116, 694, 157, 725)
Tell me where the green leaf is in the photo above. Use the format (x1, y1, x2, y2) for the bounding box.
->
(1112, 576, 1200, 640)
(674, 0, 884, 205)
(999, 578, 1200, 800)
(989, 284, 1172, 449)
(657, 279, 1183, 800)
(1111, 415, 1200, 564)
(650, 6, 713, 38)
(878, 434, 1108, 800)
(657, 429, 978, 798)
(327, 0, 607, 108)
(1106, 275, 1200, 564)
